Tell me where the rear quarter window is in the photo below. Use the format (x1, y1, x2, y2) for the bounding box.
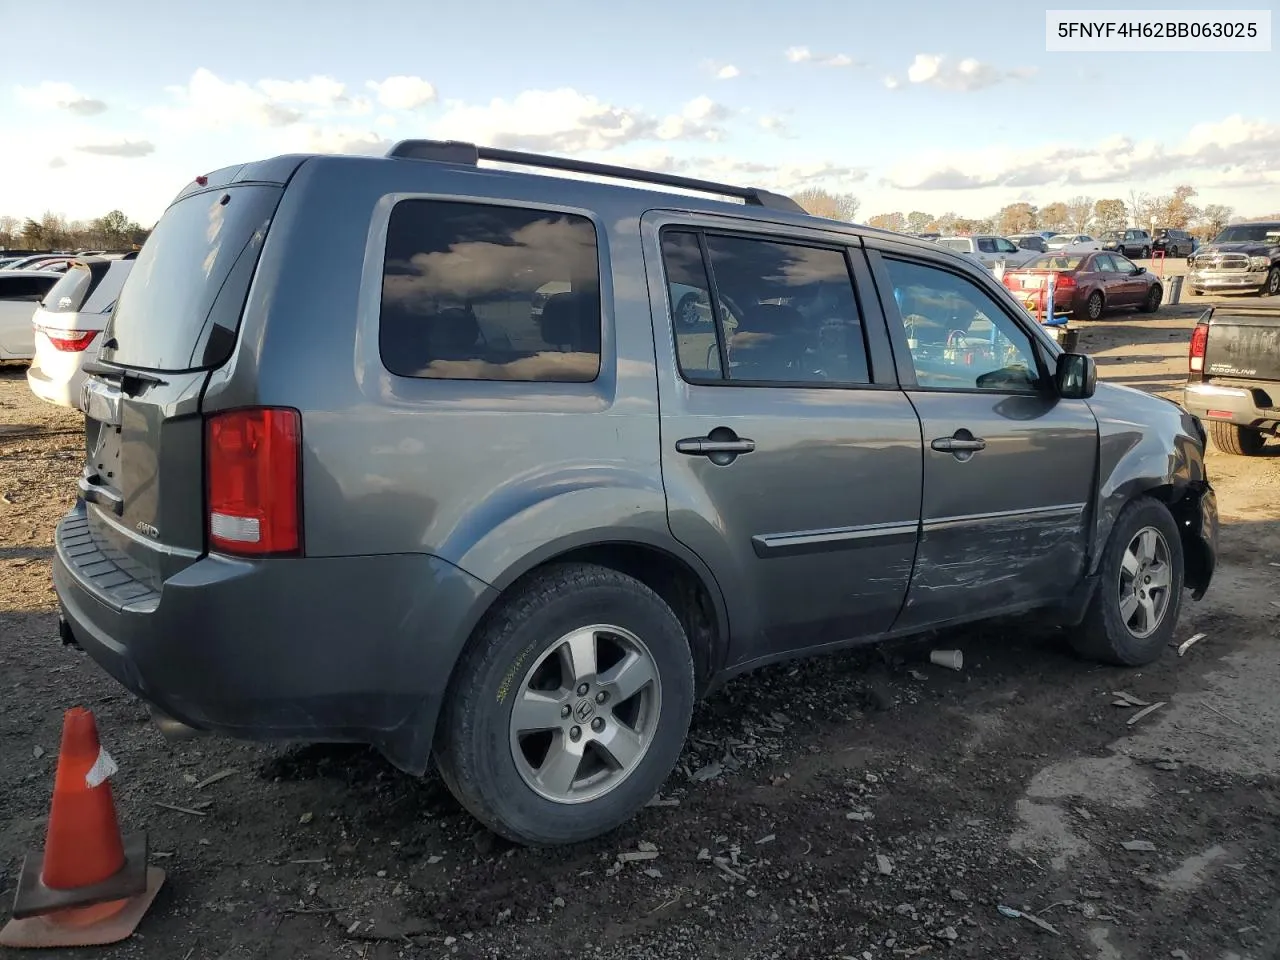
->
(378, 200, 602, 382)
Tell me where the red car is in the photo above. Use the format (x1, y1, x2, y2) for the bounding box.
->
(1002, 251, 1164, 320)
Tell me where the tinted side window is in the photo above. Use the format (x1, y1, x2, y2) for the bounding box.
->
(884, 257, 1042, 393)
(379, 200, 601, 382)
(1094, 254, 1118, 272)
(662, 231, 723, 381)
(977, 238, 997, 253)
(0, 276, 58, 301)
(685, 233, 870, 385)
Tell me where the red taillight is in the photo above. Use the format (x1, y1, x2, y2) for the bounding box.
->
(205, 408, 302, 556)
(1054, 273, 1077, 290)
(39, 328, 99, 352)
(1189, 322, 1209, 376)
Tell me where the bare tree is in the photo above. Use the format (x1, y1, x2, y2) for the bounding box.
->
(1, 210, 148, 251)
(1128, 189, 1151, 228)
(1066, 195, 1094, 233)
(1197, 204, 1233, 238)
(793, 188, 861, 222)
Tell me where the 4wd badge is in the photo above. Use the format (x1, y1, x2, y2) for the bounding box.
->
(136, 521, 159, 539)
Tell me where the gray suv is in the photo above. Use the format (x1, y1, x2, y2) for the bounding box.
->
(54, 141, 1218, 846)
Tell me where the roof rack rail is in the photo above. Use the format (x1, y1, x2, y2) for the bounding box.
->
(385, 139, 805, 215)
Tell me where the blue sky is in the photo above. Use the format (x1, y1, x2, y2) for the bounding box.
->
(2, 0, 1276, 226)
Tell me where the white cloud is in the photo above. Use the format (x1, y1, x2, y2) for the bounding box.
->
(784, 46, 861, 67)
(885, 113, 1280, 191)
(76, 139, 155, 158)
(716, 64, 741, 80)
(432, 89, 728, 153)
(15, 81, 107, 116)
(257, 76, 346, 106)
(886, 54, 1035, 92)
(367, 76, 437, 111)
(149, 69, 302, 130)
(285, 125, 390, 156)
(758, 114, 790, 136)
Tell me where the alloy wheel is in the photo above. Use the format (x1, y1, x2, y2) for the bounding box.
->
(508, 624, 662, 804)
(1117, 526, 1173, 639)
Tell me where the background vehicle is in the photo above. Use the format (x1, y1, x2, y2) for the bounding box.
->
(0, 269, 62, 360)
(1100, 229, 1152, 258)
(1002, 251, 1163, 320)
(935, 234, 1039, 269)
(27, 255, 136, 407)
(3, 254, 62, 272)
(1047, 234, 1101, 252)
(1184, 306, 1280, 456)
(1188, 222, 1280, 298)
(1008, 233, 1049, 253)
(1152, 228, 1193, 258)
(54, 142, 1216, 848)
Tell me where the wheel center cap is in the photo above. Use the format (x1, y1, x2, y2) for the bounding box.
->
(574, 699, 596, 723)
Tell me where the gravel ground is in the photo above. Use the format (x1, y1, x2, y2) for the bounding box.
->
(2, 279, 1278, 960)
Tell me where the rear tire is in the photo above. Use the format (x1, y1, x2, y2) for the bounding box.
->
(1140, 246, 1151, 259)
(1209, 420, 1266, 457)
(1070, 498, 1183, 667)
(434, 563, 695, 846)
(1078, 290, 1104, 321)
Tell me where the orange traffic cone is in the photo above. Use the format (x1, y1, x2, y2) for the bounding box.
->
(0, 707, 165, 948)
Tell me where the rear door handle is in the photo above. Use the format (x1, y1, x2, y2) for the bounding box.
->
(676, 437, 756, 456)
(931, 437, 987, 453)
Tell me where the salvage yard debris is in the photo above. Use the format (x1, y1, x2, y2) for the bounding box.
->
(997, 904, 1060, 936)
(1127, 701, 1167, 726)
(1176, 633, 1207, 656)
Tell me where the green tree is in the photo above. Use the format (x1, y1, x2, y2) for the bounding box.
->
(905, 211, 935, 233)
(1197, 204, 1233, 239)
(1093, 199, 1127, 233)
(1039, 202, 1069, 232)
(21, 218, 43, 246)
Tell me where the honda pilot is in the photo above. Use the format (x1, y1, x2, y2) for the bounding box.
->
(54, 142, 1218, 846)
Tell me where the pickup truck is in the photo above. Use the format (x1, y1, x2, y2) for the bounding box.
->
(1184, 306, 1280, 455)
(1188, 221, 1280, 298)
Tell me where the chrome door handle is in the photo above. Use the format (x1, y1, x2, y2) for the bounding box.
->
(931, 437, 987, 453)
(675, 437, 756, 456)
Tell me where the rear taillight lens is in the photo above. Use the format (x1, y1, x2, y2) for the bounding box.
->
(1054, 274, 1077, 290)
(1188, 322, 1209, 376)
(38, 327, 99, 352)
(206, 408, 302, 556)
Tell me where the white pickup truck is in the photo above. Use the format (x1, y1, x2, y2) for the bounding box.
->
(936, 235, 1040, 271)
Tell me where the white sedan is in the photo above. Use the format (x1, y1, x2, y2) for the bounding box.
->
(936, 235, 1040, 270)
(1046, 233, 1102, 252)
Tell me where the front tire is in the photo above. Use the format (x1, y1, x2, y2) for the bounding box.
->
(1071, 498, 1184, 666)
(434, 563, 695, 846)
(1141, 284, 1162, 313)
(1209, 420, 1266, 456)
(1261, 266, 1280, 298)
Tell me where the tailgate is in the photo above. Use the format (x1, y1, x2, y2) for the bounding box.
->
(69, 181, 285, 602)
(1205, 312, 1280, 381)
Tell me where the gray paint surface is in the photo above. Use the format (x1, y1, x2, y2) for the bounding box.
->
(53, 150, 1218, 773)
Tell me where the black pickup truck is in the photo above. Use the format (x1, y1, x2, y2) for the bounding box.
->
(1187, 221, 1280, 298)
(1184, 306, 1280, 455)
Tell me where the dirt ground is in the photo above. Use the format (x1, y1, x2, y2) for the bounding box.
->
(3, 270, 1279, 960)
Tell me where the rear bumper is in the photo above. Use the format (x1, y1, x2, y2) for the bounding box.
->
(53, 504, 497, 774)
(1183, 381, 1280, 432)
(26, 358, 83, 408)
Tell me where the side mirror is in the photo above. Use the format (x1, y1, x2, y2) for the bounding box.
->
(1133, 266, 1145, 275)
(1056, 352, 1096, 399)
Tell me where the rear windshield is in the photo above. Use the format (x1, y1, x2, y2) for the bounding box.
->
(99, 185, 282, 371)
(937, 238, 971, 253)
(1212, 224, 1280, 244)
(1026, 255, 1086, 271)
(39, 261, 130, 314)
